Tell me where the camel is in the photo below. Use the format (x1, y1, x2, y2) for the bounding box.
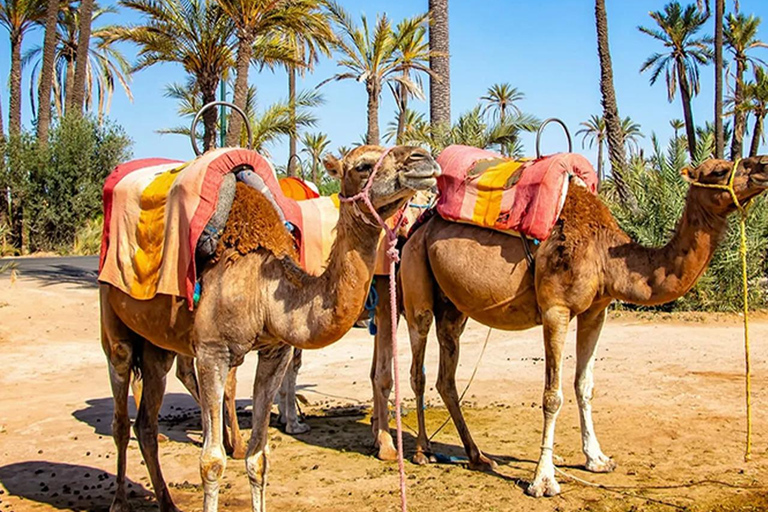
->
(101, 144, 440, 512)
(166, 193, 434, 461)
(399, 156, 768, 498)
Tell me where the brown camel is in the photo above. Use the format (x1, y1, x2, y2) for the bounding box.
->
(101, 145, 440, 512)
(400, 157, 768, 498)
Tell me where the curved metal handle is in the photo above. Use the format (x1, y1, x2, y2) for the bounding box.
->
(535, 117, 572, 159)
(190, 101, 253, 156)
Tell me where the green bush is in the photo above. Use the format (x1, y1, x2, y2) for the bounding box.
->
(602, 134, 768, 312)
(72, 216, 104, 255)
(0, 115, 132, 253)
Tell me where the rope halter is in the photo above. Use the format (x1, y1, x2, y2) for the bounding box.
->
(690, 157, 753, 462)
(337, 147, 408, 262)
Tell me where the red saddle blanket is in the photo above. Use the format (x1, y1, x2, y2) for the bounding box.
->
(435, 145, 598, 241)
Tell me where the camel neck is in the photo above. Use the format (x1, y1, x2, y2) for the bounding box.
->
(607, 190, 729, 306)
(271, 202, 382, 349)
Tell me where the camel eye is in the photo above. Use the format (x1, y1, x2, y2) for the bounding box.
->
(711, 168, 729, 179)
(355, 162, 373, 173)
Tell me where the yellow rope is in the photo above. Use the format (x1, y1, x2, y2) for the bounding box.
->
(690, 158, 752, 461)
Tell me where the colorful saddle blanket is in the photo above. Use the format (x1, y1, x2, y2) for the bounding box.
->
(99, 148, 327, 307)
(436, 145, 598, 241)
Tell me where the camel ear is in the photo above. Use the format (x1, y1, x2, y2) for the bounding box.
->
(680, 166, 693, 183)
(323, 155, 343, 179)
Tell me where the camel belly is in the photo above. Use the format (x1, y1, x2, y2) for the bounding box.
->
(426, 219, 540, 330)
(106, 286, 197, 357)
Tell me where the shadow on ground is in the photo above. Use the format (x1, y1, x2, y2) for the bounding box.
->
(0, 461, 153, 511)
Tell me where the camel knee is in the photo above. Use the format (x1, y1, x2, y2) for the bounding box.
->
(200, 447, 227, 484)
(542, 390, 563, 416)
(374, 370, 393, 397)
(245, 450, 268, 486)
(435, 374, 456, 398)
(410, 364, 425, 393)
(575, 380, 593, 407)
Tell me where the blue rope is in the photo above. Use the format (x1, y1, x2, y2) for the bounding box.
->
(364, 279, 379, 335)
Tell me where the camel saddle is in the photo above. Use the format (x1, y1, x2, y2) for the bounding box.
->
(436, 145, 598, 241)
(98, 148, 338, 309)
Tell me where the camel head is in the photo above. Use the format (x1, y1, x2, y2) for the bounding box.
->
(684, 156, 768, 215)
(323, 145, 440, 220)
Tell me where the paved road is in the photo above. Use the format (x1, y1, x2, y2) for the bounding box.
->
(0, 255, 98, 287)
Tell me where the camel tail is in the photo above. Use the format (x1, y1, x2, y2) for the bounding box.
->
(131, 338, 144, 380)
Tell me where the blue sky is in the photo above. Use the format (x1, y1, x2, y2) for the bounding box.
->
(1, 0, 768, 166)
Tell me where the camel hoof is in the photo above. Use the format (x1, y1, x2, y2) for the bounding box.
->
(586, 455, 616, 473)
(157, 432, 169, 443)
(526, 476, 561, 498)
(285, 421, 311, 435)
(468, 453, 497, 472)
(230, 443, 247, 460)
(377, 442, 398, 462)
(412, 451, 432, 465)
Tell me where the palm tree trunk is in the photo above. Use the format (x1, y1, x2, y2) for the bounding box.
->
(714, 0, 724, 158)
(64, 56, 75, 114)
(676, 57, 697, 158)
(311, 158, 318, 185)
(595, 0, 629, 200)
(226, 33, 254, 148)
(366, 80, 380, 145)
(396, 85, 408, 144)
(201, 78, 219, 152)
(287, 65, 298, 177)
(731, 57, 747, 159)
(0, 87, 5, 141)
(597, 138, 604, 183)
(428, 0, 450, 130)
(37, 0, 61, 144)
(9, 32, 23, 135)
(71, 0, 94, 115)
(749, 114, 764, 157)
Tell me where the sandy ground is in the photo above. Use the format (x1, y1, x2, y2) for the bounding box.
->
(1, 275, 768, 512)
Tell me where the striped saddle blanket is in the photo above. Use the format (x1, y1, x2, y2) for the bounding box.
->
(435, 145, 598, 241)
(98, 148, 337, 308)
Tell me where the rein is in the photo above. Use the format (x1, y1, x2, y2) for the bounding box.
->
(690, 158, 753, 462)
(338, 147, 409, 511)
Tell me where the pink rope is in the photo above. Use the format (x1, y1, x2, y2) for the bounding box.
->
(339, 147, 408, 512)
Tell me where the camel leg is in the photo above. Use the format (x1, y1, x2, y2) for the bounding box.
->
(223, 367, 248, 459)
(370, 277, 397, 461)
(246, 344, 293, 512)
(407, 309, 432, 465)
(278, 348, 310, 434)
(133, 342, 179, 512)
(435, 296, 495, 471)
(527, 306, 570, 498)
(197, 344, 231, 512)
(100, 292, 134, 512)
(575, 306, 616, 473)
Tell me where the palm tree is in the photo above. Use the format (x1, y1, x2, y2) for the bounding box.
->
(117, 0, 234, 152)
(0, 0, 47, 135)
(639, 1, 712, 158)
(724, 12, 767, 159)
(390, 14, 433, 144)
(70, 0, 93, 114)
(385, 108, 429, 144)
(480, 83, 524, 156)
(36, 0, 60, 143)
(159, 78, 321, 157)
(621, 116, 645, 155)
(576, 114, 607, 181)
(428, 0, 450, 130)
(742, 66, 768, 156)
(217, 0, 331, 150)
(300, 132, 330, 184)
(595, 0, 630, 201)
(25, 4, 133, 121)
(321, 2, 403, 144)
(670, 118, 685, 140)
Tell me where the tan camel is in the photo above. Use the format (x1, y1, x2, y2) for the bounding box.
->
(167, 193, 434, 461)
(101, 145, 440, 512)
(400, 157, 768, 498)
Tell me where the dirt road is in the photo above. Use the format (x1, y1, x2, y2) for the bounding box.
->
(1, 275, 767, 511)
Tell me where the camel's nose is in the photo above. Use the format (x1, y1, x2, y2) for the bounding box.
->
(407, 149, 441, 177)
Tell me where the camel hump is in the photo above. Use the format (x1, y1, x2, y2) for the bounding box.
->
(215, 182, 299, 264)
